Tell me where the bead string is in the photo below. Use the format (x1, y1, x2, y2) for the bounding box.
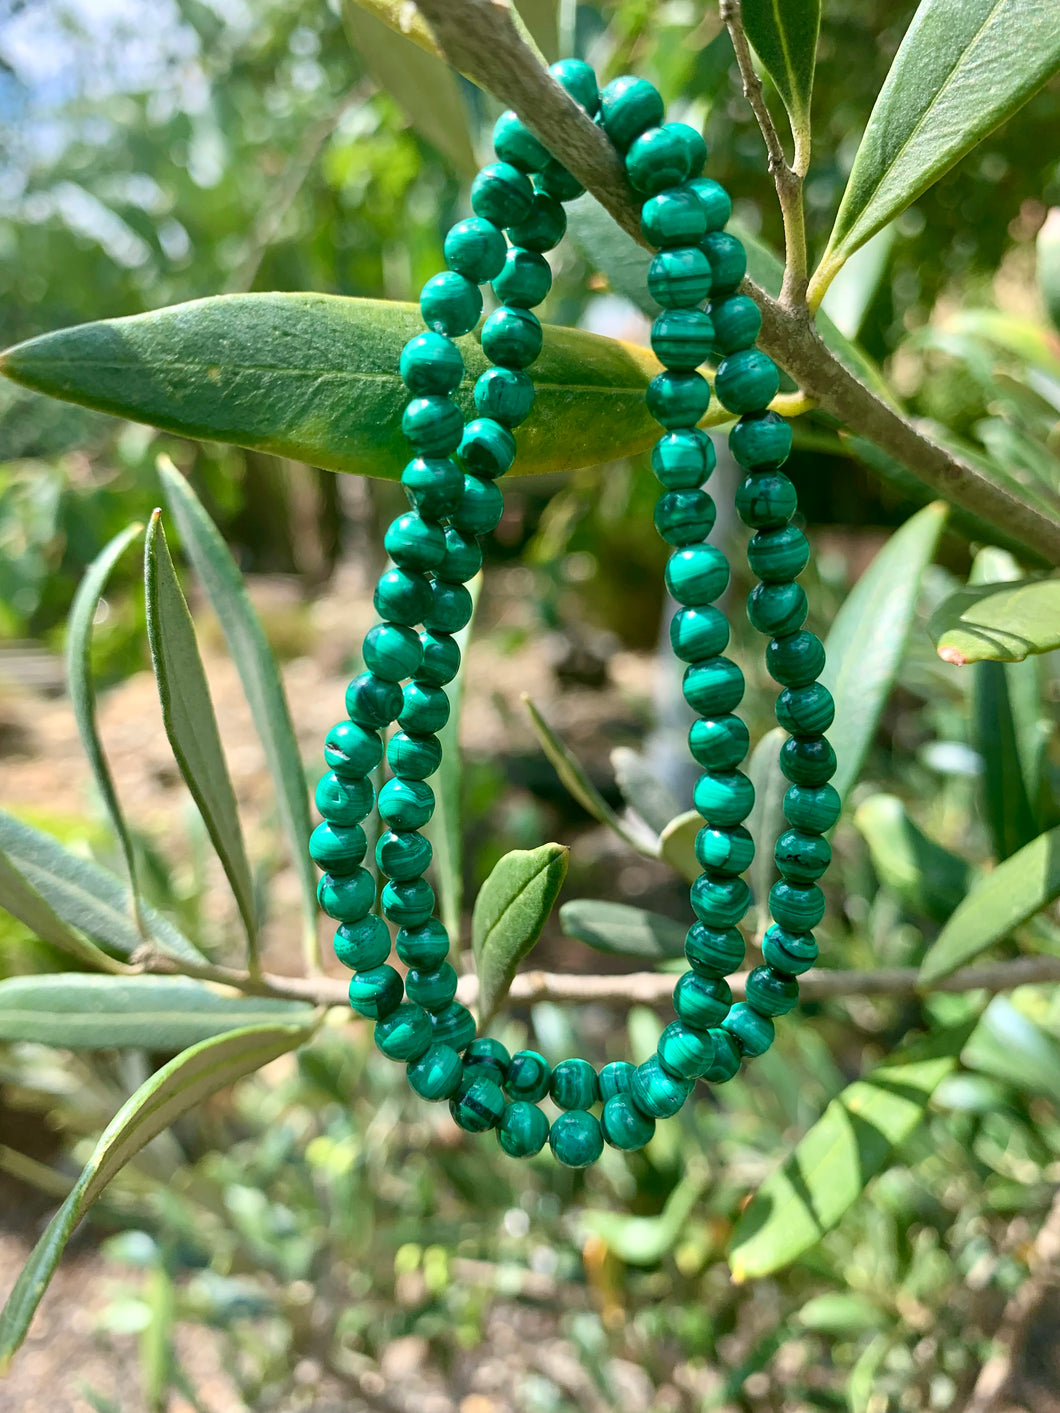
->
(309, 61, 838, 1169)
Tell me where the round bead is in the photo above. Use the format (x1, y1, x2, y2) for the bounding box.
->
(746, 966, 799, 1018)
(715, 350, 780, 415)
(641, 188, 707, 249)
(430, 1000, 477, 1052)
(400, 331, 463, 395)
(344, 672, 402, 732)
(402, 457, 463, 519)
(683, 657, 745, 716)
(673, 971, 732, 1029)
(417, 631, 462, 687)
(436, 528, 482, 584)
(363, 621, 424, 681)
(701, 230, 747, 295)
(776, 682, 835, 735)
(382, 876, 435, 928)
(315, 770, 373, 826)
(658, 1021, 714, 1080)
(493, 247, 552, 308)
(324, 720, 382, 777)
(747, 581, 807, 637)
(769, 880, 826, 931)
(691, 873, 751, 928)
(348, 965, 403, 1020)
(507, 192, 566, 252)
(731, 410, 793, 469)
(498, 1101, 550, 1157)
(505, 1049, 552, 1102)
(310, 821, 367, 875)
(668, 121, 707, 176)
(405, 962, 458, 1011)
(444, 216, 507, 283)
(767, 630, 826, 687)
(630, 1055, 692, 1119)
(710, 294, 762, 354)
(423, 580, 473, 634)
(665, 544, 729, 605)
(601, 1093, 655, 1151)
(474, 367, 535, 427)
(654, 487, 716, 545)
(599, 75, 665, 151)
(481, 305, 542, 369)
(646, 370, 711, 429)
(384, 512, 445, 572)
(723, 1002, 775, 1057)
(549, 1110, 604, 1168)
(464, 1036, 511, 1086)
(536, 157, 583, 202)
(452, 475, 504, 536)
(378, 777, 435, 830)
(762, 924, 819, 976)
(333, 914, 391, 971)
(670, 605, 729, 662)
(396, 918, 450, 970)
(421, 271, 482, 337)
(550, 1058, 598, 1111)
(688, 715, 749, 770)
(375, 1002, 432, 1062)
(317, 867, 375, 922)
(450, 1074, 506, 1132)
(402, 395, 463, 456)
(492, 109, 548, 172)
(471, 161, 534, 227)
(694, 825, 755, 876)
(387, 731, 443, 780)
(407, 1042, 463, 1101)
(785, 782, 842, 834)
(651, 308, 714, 371)
(376, 828, 433, 882)
(550, 58, 599, 115)
(693, 769, 754, 824)
(780, 736, 837, 787)
(626, 125, 693, 194)
(458, 417, 516, 480)
(651, 428, 716, 489)
(736, 471, 797, 529)
(598, 1060, 635, 1102)
(648, 246, 713, 308)
(685, 922, 745, 977)
(748, 525, 810, 583)
(687, 177, 731, 232)
(373, 567, 431, 627)
(702, 1028, 742, 1082)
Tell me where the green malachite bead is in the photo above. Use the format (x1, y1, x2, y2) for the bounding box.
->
(647, 370, 711, 429)
(747, 581, 807, 637)
(654, 488, 716, 546)
(436, 528, 482, 585)
(481, 305, 543, 369)
(694, 825, 755, 876)
(405, 961, 458, 1011)
(493, 247, 552, 308)
(430, 1000, 477, 1052)
(648, 246, 713, 309)
(498, 1101, 550, 1157)
(407, 1042, 463, 1101)
(731, 410, 793, 469)
(474, 367, 535, 427)
(377, 828, 433, 882)
(315, 770, 374, 826)
(550, 1057, 599, 1111)
(504, 1049, 552, 1102)
(774, 827, 832, 883)
(464, 1037, 511, 1086)
(387, 730, 443, 781)
(310, 821, 367, 875)
(472, 161, 535, 227)
(345, 672, 403, 730)
(630, 1055, 693, 1119)
(767, 630, 826, 687)
(685, 922, 745, 977)
(691, 873, 751, 928)
(550, 57, 600, 115)
(702, 1028, 741, 1082)
(348, 964, 404, 1020)
(599, 75, 664, 151)
(747, 525, 810, 582)
(710, 294, 762, 354)
(507, 191, 566, 252)
(665, 543, 729, 606)
(652, 429, 716, 489)
(333, 914, 391, 971)
(452, 474, 504, 536)
(402, 457, 464, 520)
(651, 309, 714, 371)
(492, 109, 549, 173)
(673, 970, 732, 1029)
(536, 157, 584, 202)
(687, 177, 731, 232)
(458, 417, 516, 481)
(722, 1002, 775, 1057)
(688, 714, 750, 770)
(382, 876, 435, 928)
(402, 395, 464, 456)
(668, 121, 707, 176)
(776, 682, 836, 736)
(762, 924, 818, 976)
(549, 1110, 604, 1168)
(683, 657, 745, 716)
(745, 965, 799, 1018)
(378, 777, 435, 831)
(641, 189, 707, 249)
(324, 719, 382, 777)
(363, 621, 424, 681)
(780, 736, 837, 787)
(658, 1020, 715, 1080)
(785, 782, 841, 834)
(450, 1074, 506, 1133)
(670, 605, 729, 662)
(317, 867, 375, 922)
(400, 331, 463, 395)
(444, 216, 507, 283)
(384, 512, 446, 572)
(424, 581, 473, 635)
(598, 1060, 635, 1102)
(396, 918, 450, 970)
(373, 567, 432, 628)
(715, 350, 781, 416)
(769, 880, 826, 932)
(693, 769, 755, 825)
(601, 1093, 656, 1150)
(420, 271, 483, 337)
(701, 230, 747, 294)
(417, 631, 462, 687)
(375, 1002, 432, 1062)
(735, 471, 798, 529)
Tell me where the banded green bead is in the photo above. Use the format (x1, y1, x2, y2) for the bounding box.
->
(657, 1020, 714, 1080)
(683, 657, 745, 716)
(745, 965, 799, 1018)
(504, 1049, 552, 1103)
(444, 215, 506, 283)
(400, 331, 463, 395)
(710, 294, 761, 354)
(648, 246, 712, 309)
(373, 566, 432, 628)
(641, 188, 707, 249)
(407, 1042, 463, 1101)
(549, 1110, 604, 1168)
(396, 918, 450, 970)
(536, 157, 583, 202)
(688, 715, 750, 770)
(685, 921, 745, 977)
(702, 1028, 741, 1082)
(735, 471, 798, 529)
(550, 1057, 598, 1111)
(333, 914, 391, 971)
(417, 631, 462, 688)
(471, 161, 534, 227)
(315, 770, 374, 827)
(598, 1060, 635, 1102)
(363, 621, 424, 681)
(450, 1074, 506, 1132)
(317, 867, 375, 922)
(774, 827, 832, 883)
(646, 370, 711, 429)
(626, 124, 692, 194)
(384, 512, 445, 573)
(630, 1054, 693, 1119)
(474, 367, 535, 427)
(775, 682, 835, 736)
(599, 74, 664, 151)
(464, 1036, 511, 1086)
(436, 528, 482, 585)
(402, 395, 463, 456)
(458, 417, 516, 480)
(665, 543, 729, 606)
(687, 176, 731, 231)
(423, 580, 473, 636)
(762, 924, 819, 976)
(701, 230, 746, 295)
(420, 271, 482, 337)
(715, 350, 780, 416)
(780, 735, 837, 787)
(722, 1002, 775, 1057)
(492, 109, 548, 173)
(651, 428, 716, 489)
(694, 825, 755, 876)
(493, 247, 552, 308)
(348, 965, 403, 1020)
(601, 1093, 656, 1150)
(550, 57, 600, 114)
(378, 777, 435, 831)
(654, 488, 716, 545)
(498, 1101, 550, 1157)
(387, 731, 443, 781)
(375, 1002, 432, 1062)
(769, 880, 826, 932)
(481, 305, 542, 369)
(747, 525, 810, 582)
(673, 970, 732, 1029)
(507, 191, 566, 252)
(730, 410, 793, 469)
(651, 308, 713, 370)
(670, 605, 729, 662)
(693, 768, 754, 825)
(767, 630, 826, 687)
(324, 719, 382, 777)
(345, 671, 403, 730)
(747, 581, 807, 637)
(452, 474, 504, 537)
(402, 456, 463, 519)
(691, 873, 751, 928)
(430, 1000, 477, 1052)
(785, 782, 841, 834)
(668, 121, 707, 176)
(405, 962, 458, 1011)
(382, 876, 435, 928)
(310, 821, 367, 875)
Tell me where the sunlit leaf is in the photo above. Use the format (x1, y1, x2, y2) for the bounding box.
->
(584, 1168, 708, 1265)
(0, 850, 126, 974)
(963, 994, 1060, 1101)
(472, 843, 569, 1026)
(853, 794, 970, 923)
(658, 810, 701, 884)
(930, 578, 1060, 665)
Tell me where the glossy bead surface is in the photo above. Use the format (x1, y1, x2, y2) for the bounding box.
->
(658, 1020, 714, 1080)
(651, 428, 715, 489)
(745, 965, 799, 1018)
(550, 58, 599, 114)
(464, 1037, 511, 1086)
(693, 769, 754, 825)
(549, 1110, 604, 1168)
(731, 410, 793, 469)
(481, 305, 542, 369)
(458, 417, 516, 480)
(402, 395, 463, 456)
(345, 671, 403, 730)
(493, 247, 551, 307)
(769, 880, 826, 931)
(317, 867, 375, 922)
(451, 475, 504, 536)
(685, 922, 745, 977)
(423, 580, 473, 634)
(688, 715, 749, 770)
(407, 1042, 463, 1101)
(683, 657, 744, 716)
(450, 1074, 506, 1132)
(436, 527, 482, 584)
(382, 876, 435, 928)
(626, 125, 693, 194)
(747, 581, 807, 637)
(444, 215, 506, 283)
(601, 1093, 656, 1150)
(701, 230, 746, 294)
(774, 827, 832, 882)
(315, 770, 373, 826)
(762, 924, 819, 976)
(387, 731, 442, 781)
(630, 1055, 692, 1119)
(375, 1002, 432, 1062)
(430, 1000, 477, 1052)
(715, 350, 780, 415)
(363, 621, 423, 681)
(598, 1060, 635, 1102)
(498, 1101, 550, 1157)
(648, 246, 712, 308)
(384, 512, 445, 572)
(373, 567, 431, 628)
(702, 1028, 741, 1082)
(736, 471, 797, 529)
(324, 720, 382, 778)
(785, 782, 842, 834)
(550, 1057, 598, 1111)
(670, 605, 729, 662)
(378, 777, 435, 830)
(507, 192, 566, 252)
(474, 367, 535, 426)
(747, 525, 810, 582)
(651, 309, 713, 370)
(691, 873, 751, 928)
(776, 682, 835, 736)
(333, 914, 391, 971)
(641, 188, 707, 249)
(396, 918, 450, 970)
(402, 456, 463, 519)
(400, 331, 463, 395)
(471, 161, 534, 227)
(599, 75, 664, 150)
(710, 294, 762, 354)
(310, 821, 367, 875)
(348, 965, 403, 1020)
(492, 109, 548, 172)
(687, 176, 731, 231)
(417, 631, 462, 687)
(668, 121, 707, 176)
(694, 825, 755, 876)
(654, 487, 715, 545)
(780, 735, 837, 787)
(647, 370, 711, 429)
(405, 962, 458, 1011)
(421, 271, 482, 337)
(723, 1002, 775, 1057)
(673, 970, 732, 1029)
(536, 157, 583, 202)
(665, 544, 729, 606)
(767, 630, 826, 687)
(504, 1049, 552, 1103)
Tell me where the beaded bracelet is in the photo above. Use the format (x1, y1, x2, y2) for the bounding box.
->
(308, 61, 838, 1169)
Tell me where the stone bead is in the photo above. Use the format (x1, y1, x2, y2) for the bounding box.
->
(673, 970, 732, 1029)
(687, 176, 731, 232)
(651, 309, 714, 371)
(402, 394, 464, 456)
(769, 880, 826, 932)
(493, 247, 552, 308)
(423, 580, 473, 634)
(310, 821, 368, 875)
(626, 125, 693, 195)
(481, 305, 542, 369)
(710, 294, 762, 354)
(452, 475, 504, 537)
(701, 230, 747, 294)
(550, 57, 599, 115)
(688, 714, 750, 770)
(641, 188, 707, 249)
(498, 1101, 550, 1157)
(651, 428, 716, 489)
(683, 657, 745, 716)
(654, 488, 716, 546)
(400, 331, 463, 395)
(458, 417, 516, 480)
(598, 1060, 635, 1102)
(504, 1049, 552, 1102)
(747, 524, 810, 582)
(694, 825, 755, 876)
(450, 1074, 506, 1132)
(333, 914, 391, 971)
(780, 735, 837, 787)
(762, 924, 819, 976)
(715, 350, 780, 415)
(417, 631, 462, 687)
(665, 543, 729, 606)
(747, 581, 807, 638)
(474, 367, 535, 427)
(735, 471, 797, 529)
(315, 770, 374, 826)
(730, 410, 793, 469)
(382, 876, 435, 928)
(384, 512, 446, 573)
(601, 1093, 656, 1151)
(492, 109, 548, 172)
(691, 873, 751, 928)
(317, 867, 375, 922)
(774, 827, 832, 883)
(376, 828, 433, 882)
(387, 730, 443, 781)
(723, 1002, 775, 1057)
(549, 1110, 604, 1168)
(375, 1002, 432, 1062)
(648, 246, 713, 309)
(407, 1042, 463, 1101)
(658, 1020, 715, 1080)
(507, 191, 566, 252)
(405, 962, 458, 1011)
(550, 1057, 598, 1111)
(378, 777, 435, 830)
(471, 161, 534, 227)
(776, 682, 835, 736)
(630, 1055, 693, 1119)
(536, 157, 584, 202)
(745, 965, 799, 1018)
(685, 921, 745, 977)
(668, 121, 707, 176)
(670, 605, 729, 662)
(348, 964, 403, 1020)
(345, 671, 403, 730)
(646, 370, 711, 429)
(373, 567, 432, 628)
(396, 918, 450, 970)
(767, 630, 826, 687)
(363, 621, 424, 681)
(420, 271, 482, 337)
(462, 1038, 510, 1089)
(324, 719, 382, 777)
(430, 1000, 477, 1052)
(436, 528, 482, 585)
(599, 74, 664, 151)
(444, 215, 507, 283)
(785, 782, 842, 834)
(402, 456, 464, 520)
(702, 1028, 741, 1082)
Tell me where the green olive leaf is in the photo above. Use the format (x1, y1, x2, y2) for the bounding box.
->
(929, 578, 1060, 665)
(740, 0, 821, 165)
(559, 899, 686, 961)
(853, 794, 971, 923)
(472, 842, 569, 1026)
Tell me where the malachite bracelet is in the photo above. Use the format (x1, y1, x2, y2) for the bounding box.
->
(309, 60, 838, 1170)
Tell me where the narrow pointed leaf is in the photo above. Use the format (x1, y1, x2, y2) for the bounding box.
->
(929, 578, 1060, 664)
(584, 1168, 709, 1265)
(963, 995, 1060, 1101)
(747, 727, 787, 929)
(472, 843, 569, 1025)
(658, 810, 701, 884)
(853, 794, 970, 923)
(0, 850, 126, 974)
(559, 899, 686, 961)
(741, 0, 820, 156)
(974, 661, 1040, 859)
(523, 695, 640, 849)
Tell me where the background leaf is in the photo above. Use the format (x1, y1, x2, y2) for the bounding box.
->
(853, 794, 970, 923)
(974, 661, 1041, 860)
(559, 899, 686, 961)
(611, 746, 681, 836)
(658, 811, 701, 885)
(963, 995, 1060, 1102)
(747, 727, 787, 932)
(523, 695, 642, 849)
(472, 843, 569, 1026)
(0, 851, 127, 974)
(740, 0, 821, 163)
(584, 1168, 708, 1265)
(930, 578, 1060, 664)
